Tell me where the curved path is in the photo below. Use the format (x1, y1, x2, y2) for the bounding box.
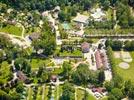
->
(0, 31, 31, 48)
(16, 23, 25, 38)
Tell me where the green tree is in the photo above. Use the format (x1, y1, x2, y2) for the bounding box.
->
(0, 89, 11, 100)
(124, 80, 131, 95)
(58, 11, 71, 22)
(37, 64, 50, 83)
(71, 63, 98, 86)
(60, 31, 68, 39)
(16, 82, 24, 93)
(104, 81, 114, 92)
(108, 94, 117, 100)
(14, 58, 31, 74)
(111, 41, 123, 51)
(32, 21, 56, 56)
(62, 61, 72, 80)
(37, 66, 44, 77)
(129, 0, 134, 7)
(129, 85, 134, 98)
(9, 90, 20, 100)
(111, 88, 124, 99)
(100, 0, 110, 10)
(98, 70, 105, 84)
(60, 82, 75, 100)
(113, 75, 123, 88)
(81, 0, 92, 10)
(116, 2, 130, 28)
(44, 0, 58, 10)
(0, 51, 3, 64)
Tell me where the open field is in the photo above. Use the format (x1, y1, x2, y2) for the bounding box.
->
(0, 24, 22, 36)
(114, 51, 134, 83)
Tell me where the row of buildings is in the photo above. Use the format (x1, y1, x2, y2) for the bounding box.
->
(95, 50, 108, 69)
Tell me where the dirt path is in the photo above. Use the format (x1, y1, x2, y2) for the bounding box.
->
(0, 32, 30, 48)
(72, 61, 87, 71)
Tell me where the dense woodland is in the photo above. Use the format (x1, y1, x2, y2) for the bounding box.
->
(1, 0, 134, 29)
(1, 0, 134, 10)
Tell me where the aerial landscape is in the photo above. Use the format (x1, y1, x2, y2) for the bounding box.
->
(0, 0, 134, 100)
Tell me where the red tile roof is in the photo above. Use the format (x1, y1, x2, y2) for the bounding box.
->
(95, 50, 103, 69)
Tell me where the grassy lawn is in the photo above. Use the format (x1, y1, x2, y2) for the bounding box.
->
(0, 61, 11, 84)
(76, 88, 96, 100)
(31, 58, 52, 69)
(114, 51, 134, 83)
(0, 24, 22, 36)
(60, 50, 82, 57)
